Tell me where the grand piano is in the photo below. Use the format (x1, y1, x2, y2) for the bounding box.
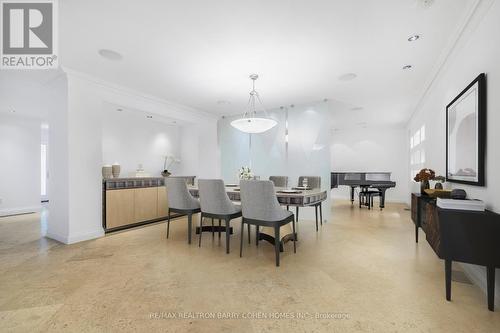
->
(331, 172, 396, 209)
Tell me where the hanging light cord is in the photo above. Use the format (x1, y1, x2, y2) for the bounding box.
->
(241, 75, 271, 119)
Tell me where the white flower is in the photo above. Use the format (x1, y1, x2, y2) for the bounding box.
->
(238, 166, 253, 180)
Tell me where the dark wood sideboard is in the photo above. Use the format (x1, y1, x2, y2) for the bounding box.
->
(411, 193, 500, 311)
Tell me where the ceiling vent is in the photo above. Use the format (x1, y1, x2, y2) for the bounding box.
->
(414, 0, 435, 9)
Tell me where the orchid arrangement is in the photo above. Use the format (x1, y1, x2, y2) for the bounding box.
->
(162, 155, 180, 175)
(238, 166, 253, 180)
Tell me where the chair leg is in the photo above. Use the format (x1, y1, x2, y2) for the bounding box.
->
(319, 203, 323, 225)
(296, 206, 299, 223)
(225, 218, 230, 254)
(292, 217, 296, 253)
(198, 215, 203, 247)
(218, 219, 221, 240)
(247, 224, 251, 244)
(166, 209, 171, 238)
(315, 205, 318, 232)
(211, 218, 214, 239)
(274, 226, 280, 267)
(359, 193, 362, 208)
(187, 213, 192, 244)
(239, 220, 245, 257)
(255, 225, 259, 246)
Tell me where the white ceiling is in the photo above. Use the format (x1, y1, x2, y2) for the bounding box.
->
(60, 0, 474, 128)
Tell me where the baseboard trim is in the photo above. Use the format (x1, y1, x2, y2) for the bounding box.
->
(331, 196, 408, 204)
(0, 205, 42, 217)
(460, 263, 500, 308)
(46, 228, 104, 244)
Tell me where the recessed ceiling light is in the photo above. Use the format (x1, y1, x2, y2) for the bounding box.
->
(408, 35, 420, 42)
(146, 115, 153, 119)
(217, 100, 231, 105)
(415, 0, 435, 9)
(11, 109, 16, 113)
(402, 65, 413, 70)
(350, 107, 364, 111)
(116, 108, 123, 112)
(172, 121, 177, 124)
(338, 73, 357, 81)
(98, 49, 123, 61)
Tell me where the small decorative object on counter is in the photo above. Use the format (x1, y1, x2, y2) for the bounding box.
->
(238, 166, 253, 180)
(434, 175, 445, 189)
(414, 168, 435, 194)
(102, 165, 112, 179)
(133, 164, 149, 178)
(423, 189, 452, 198)
(111, 164, 121, 178)
(450, 189, 467, 200)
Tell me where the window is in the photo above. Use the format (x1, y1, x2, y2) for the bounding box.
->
(410, 125, 426, 181)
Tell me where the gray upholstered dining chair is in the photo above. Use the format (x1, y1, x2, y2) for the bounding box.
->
(239, 180, 296, 266)
(269, 176, 288, 188)
(296, 176, 322, 231)
(198, 179, 242, 253)
(165, 177, 201, 244)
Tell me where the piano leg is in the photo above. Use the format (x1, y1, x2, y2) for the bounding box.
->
(378, 188, 387, 210)
(350, 186, 355, 204)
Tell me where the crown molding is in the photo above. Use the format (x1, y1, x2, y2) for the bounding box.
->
(407, 0, 494, 126)
(61, 66, 218, 121)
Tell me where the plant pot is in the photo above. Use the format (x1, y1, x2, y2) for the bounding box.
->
(420, 180, 430, 194)
(435, 182, 443, 190)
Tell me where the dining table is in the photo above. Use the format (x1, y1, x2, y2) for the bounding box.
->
(188, 184, 328, 250)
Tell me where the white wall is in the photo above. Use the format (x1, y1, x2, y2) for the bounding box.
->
(180, 121, 220, 179)
(0, 114, 41, 216)
(330, 127, 409, 203)
(102, 112, 181, 176)
(47, 69, 219, 244)
(1, 69, 219, 244)
(407, 0, 499, 305)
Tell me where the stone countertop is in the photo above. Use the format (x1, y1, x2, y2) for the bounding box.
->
(103, 176, 197, 190)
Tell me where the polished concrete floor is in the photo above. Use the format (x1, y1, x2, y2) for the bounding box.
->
(1, 201, 499, 332)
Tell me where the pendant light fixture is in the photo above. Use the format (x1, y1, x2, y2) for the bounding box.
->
(230, 74, 277, 134)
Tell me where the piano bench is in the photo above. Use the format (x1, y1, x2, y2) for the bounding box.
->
(359, 190, 382, 210)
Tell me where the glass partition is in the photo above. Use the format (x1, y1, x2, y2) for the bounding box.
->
(218, 100, 332, 220)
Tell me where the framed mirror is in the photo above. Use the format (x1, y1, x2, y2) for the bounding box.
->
(446, 73, 486, 186)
